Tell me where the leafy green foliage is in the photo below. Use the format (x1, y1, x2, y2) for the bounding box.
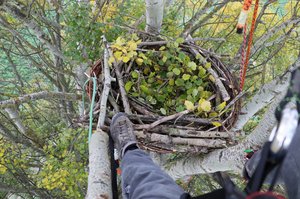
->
(108, 37, 228, 119)
(36, 127, 88, 198)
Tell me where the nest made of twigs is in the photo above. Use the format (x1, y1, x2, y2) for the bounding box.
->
(81, 40, 241, 154)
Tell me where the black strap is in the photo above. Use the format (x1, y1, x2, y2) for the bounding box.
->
(275, 68, 300, 122)
(244, 141, 285, 194)
(109, 135, 119, 199)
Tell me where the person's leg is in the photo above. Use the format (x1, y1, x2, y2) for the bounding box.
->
(121, 149, 185, 199)
(110, 113, 186, 199)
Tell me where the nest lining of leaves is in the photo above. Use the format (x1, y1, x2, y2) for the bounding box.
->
(82, 35, 241, 154)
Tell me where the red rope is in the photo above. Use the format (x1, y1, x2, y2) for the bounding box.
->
(240, 23, 248, 92)
(239, 0, 260, 91)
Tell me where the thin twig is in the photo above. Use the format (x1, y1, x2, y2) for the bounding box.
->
(134, 109, 191, 130)
(114, 63, 132, 114)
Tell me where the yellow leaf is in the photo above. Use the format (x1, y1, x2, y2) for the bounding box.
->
(121, 48, 127, 54)
(135, 58, 143, 66)
(212, 121, 222, 127)
(159, 46, 166, 51)
(0, 165, 7, 174)
(111, 44, 123, 50)
(184, 100, 194, 111)
(138, 52, 147, 59)
(128, 51, 137, 58)
(209, 75, 215, 82)
(216, 101, 226, 111)
(115, 37, 125, 46)
(128, 41, 137, 51)
(114, 51, 123, 61)
(136, 39, 142, 44)
(122, 56, 130, 63)
(200, 100, 211, 112)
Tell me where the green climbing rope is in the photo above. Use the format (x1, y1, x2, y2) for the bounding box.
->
(82, 77, 97, 144)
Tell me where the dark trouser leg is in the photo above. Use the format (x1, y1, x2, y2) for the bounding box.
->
(121, 149, 185, 199)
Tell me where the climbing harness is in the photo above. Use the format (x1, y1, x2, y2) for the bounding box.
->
(238, 0, 260, 91)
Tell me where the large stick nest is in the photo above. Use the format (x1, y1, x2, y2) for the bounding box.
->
(79, 40, 241, 154)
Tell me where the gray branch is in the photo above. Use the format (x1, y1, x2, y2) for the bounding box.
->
(0, 91, 80, 108)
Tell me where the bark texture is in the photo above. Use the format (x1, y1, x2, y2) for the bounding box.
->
(166, 75, 290, 179)
(145, 0, 165, 34)
(86, 130, 112, 199)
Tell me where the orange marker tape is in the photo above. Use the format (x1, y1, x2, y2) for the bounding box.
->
(237, 0, 252, 34)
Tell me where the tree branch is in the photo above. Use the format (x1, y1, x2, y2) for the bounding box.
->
(0, 91, 80, 108)
(97, 36, 113, 129)
(232, 73, 290, 131)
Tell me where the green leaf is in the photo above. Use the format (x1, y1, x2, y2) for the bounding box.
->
(184, 100, 194, 111)
(198, 66, 206, 77)
(131, 71, 139, 79)
(169, 78, 175, 86)
(176, 105, 185, 112)
(188, 62, 197, 70)
(140, 85, 150, 94)
(166, 72, 174, 78)
(178, 52, 186, 62)
(175, 78, 184, 86)
(172, 68, 181, 75)
(173, 42, 179, 48)
(212, 121, 222, 127)
(192, 89, 198, 97)
(125, 81, 133, 92)
(182, 74, 191, 81)
(209, 112, 219, 117)
(216, 102, 226, 111)
(176, 38, 185, 44)
(160, 108, 167, 115)
(205, 62, 211, 69)
(162, 56, 168, 63)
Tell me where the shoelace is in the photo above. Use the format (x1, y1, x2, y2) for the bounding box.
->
(118, 121, 130, 142)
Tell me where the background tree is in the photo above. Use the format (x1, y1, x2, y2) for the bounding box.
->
(0, 0, 299, 198)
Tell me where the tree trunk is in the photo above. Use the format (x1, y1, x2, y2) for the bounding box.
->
(86, 130, 112, 199)
(145, 0, 165, 34)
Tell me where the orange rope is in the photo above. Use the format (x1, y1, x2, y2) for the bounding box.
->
(239, 0, 260, 91)
(239, 23, 247, 92)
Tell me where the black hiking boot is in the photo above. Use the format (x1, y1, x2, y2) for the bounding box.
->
(110, 113, 138, 159)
